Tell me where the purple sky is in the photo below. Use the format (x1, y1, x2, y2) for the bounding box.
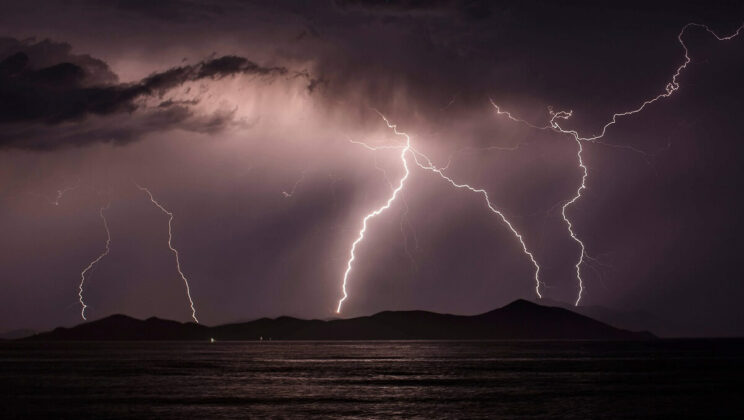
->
(1, 1, 743, 336)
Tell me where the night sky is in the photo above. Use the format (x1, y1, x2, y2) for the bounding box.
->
(1, 0, 743, 337)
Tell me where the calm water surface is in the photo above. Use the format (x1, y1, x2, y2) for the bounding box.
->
(2, 340, 743, 418)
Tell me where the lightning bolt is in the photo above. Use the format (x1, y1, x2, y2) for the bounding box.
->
(337, 113, 543, 313)
(136, 184, 199, 323)
(489, 22, 743, 305)
(550, 110, 588, 306)
(337, 114, 412, 313)
(408, 150, 543, 299)
(372, 148, 419, 272)
(78, 200, 112, 320)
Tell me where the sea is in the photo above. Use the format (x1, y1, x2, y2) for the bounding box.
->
(1, 339, 743, 418)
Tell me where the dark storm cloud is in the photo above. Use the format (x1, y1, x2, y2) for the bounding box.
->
(109, 0, 228, 22)
(0, 37, 288, 149)
(287, 0, 744, 132)
(2, 105, 240, 150)
(333, 0, 492, 18)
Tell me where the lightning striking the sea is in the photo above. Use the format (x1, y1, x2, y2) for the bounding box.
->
(78, 200, 111, 320)
(136, 184, 199, 323)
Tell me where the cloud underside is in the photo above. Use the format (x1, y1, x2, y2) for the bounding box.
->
(0, 38, 288, 150)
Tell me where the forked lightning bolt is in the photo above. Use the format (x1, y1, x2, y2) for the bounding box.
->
(63, 21, 744, 320)
(337, 113, 543, 313)
(78, 200, 112, 320)
(490, 22, 743, 305)
(550, 23, 744, 143)
(136, 184, 199, 323)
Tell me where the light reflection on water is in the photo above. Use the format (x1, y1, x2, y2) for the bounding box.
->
(1, 340, 743, 418)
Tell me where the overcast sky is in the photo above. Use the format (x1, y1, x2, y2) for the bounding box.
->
(1, 0, 743, 336)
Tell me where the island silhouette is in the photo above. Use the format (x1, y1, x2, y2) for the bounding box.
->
(25, 300, 655, 341)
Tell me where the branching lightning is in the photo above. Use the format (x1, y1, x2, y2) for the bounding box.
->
(337, 22, 742, 312)
(136, 184, 199, 323)
(550, 23, 744, 144)
(489, 22, 743, 305)
(78, 200, 111, 320)
(337, 113, 543, 312)
(55, 21, 743, 321)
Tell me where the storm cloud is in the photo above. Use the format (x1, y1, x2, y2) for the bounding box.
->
(0, 37, 289, 149)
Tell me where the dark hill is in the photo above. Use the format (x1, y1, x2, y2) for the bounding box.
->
(25, 300, 655, 341)
(28, 314, 209, 341)
(0, 328, 35, 340)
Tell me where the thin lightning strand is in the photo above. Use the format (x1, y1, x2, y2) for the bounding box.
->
(282, 170, 307, 198)
(489, 98, 550, 131)
(337, 114, 412, 313)
(489, 22, 743, 305)
(136, 184, 199, 323)
(409, 150, 543, 299)
(439, 141, 524, 172)
(78, 200, 111, 320)
(52, 178, 81, 206)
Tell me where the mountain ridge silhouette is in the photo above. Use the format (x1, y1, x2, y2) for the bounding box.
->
(25, 299, 655, 341)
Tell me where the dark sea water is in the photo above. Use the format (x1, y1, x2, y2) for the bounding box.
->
(2, 340, 743, 418)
